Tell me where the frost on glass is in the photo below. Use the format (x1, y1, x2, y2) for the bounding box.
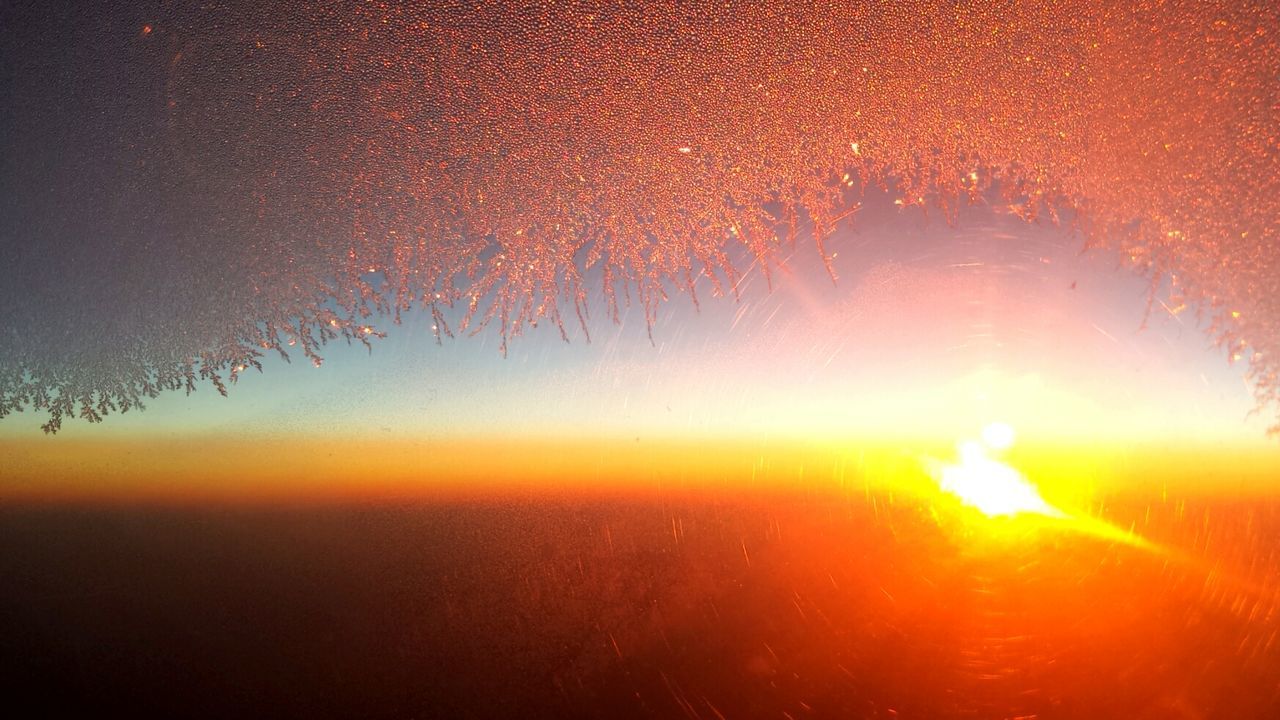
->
(0, 0, 1277, 432)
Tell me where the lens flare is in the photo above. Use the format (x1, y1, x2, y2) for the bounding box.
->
(980, 421, 1016, 451)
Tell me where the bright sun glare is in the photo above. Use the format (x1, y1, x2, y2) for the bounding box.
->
(934, 423, 1063, 518)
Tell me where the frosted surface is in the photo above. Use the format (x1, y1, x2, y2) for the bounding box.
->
(1, 1, 1276, 432)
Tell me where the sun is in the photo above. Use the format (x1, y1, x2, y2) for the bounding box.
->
(932, 423, 1062, 518)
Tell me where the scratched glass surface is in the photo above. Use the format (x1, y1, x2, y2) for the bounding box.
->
(1, 2, 1278, 718)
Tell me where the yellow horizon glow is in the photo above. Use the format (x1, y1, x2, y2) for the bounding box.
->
(1, 430, 1278, 506)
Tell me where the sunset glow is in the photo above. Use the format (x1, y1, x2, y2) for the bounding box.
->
(2, 1, 1279, 717)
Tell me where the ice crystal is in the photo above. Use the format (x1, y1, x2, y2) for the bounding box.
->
(0, 1, 1277, 433)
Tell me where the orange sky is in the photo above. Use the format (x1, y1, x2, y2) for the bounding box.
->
(4, 432, 1276, 506)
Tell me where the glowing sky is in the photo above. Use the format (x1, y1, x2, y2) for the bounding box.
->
(0, 191, 1263, 447)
